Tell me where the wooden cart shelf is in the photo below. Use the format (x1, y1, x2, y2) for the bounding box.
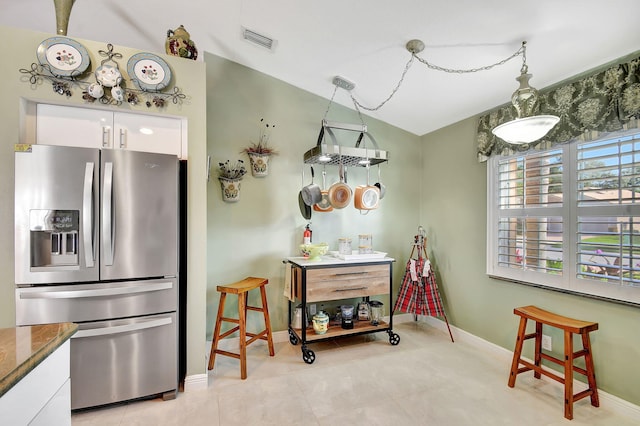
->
(291, 320, 390, 342)
(285, 256, 399, 364)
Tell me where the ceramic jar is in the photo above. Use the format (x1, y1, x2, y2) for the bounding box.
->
(165, 25, 198, 60)
(293, 305, 309, 329)
(312, 311, 330, 334)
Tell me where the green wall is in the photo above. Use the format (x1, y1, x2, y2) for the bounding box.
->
(204, 51, 422, 336)
(3, 24, 638, 408)
(0, 25, 209, 380)
(420, 116, 640, 406)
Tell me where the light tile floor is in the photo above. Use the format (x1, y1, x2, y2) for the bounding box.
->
(71, 321, 638, 425)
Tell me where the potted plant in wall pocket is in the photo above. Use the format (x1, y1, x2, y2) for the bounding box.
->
(218, 160, 246, 202)
(242, 118, 278, 177)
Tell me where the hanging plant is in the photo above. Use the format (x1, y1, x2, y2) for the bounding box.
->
(242, 118, 279, 155)
(242, 118, 278, 177)
(218, 159, 247, 180)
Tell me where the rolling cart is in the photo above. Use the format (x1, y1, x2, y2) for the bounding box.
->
(285, 255, 400, 364)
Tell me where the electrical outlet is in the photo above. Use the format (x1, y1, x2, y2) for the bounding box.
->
(308, 304, 317, 315)
(542, 334, 552, 351)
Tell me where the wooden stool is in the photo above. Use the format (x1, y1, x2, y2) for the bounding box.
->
(208, 277, 275, 379)
(508, 305, 599, 420)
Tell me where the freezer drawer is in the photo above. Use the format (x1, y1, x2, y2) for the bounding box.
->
(70, 312, 177, 410)
(16, 278, 177, 325)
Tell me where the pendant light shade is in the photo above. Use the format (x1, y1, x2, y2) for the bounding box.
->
(491, 42, 559, 144)
(492, 115, 560, 144)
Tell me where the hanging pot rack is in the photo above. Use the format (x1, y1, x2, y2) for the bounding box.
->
(303, 119, 389, 167)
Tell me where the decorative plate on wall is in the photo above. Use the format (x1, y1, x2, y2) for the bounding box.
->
(36, 37, 91, 77)
(127, 52, 172, 92)
(95, 63, 122, 87)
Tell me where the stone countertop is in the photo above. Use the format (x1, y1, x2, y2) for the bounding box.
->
(0, 323, 77, 398)
(286, 254, 395, 267)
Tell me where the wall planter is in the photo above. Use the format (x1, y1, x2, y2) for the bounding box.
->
(219, 177, 242, 202)
(247, 152, 271, 177)
(218, 159, 246, 203)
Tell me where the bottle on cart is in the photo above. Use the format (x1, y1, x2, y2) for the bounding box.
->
(303, 224, 312, 244)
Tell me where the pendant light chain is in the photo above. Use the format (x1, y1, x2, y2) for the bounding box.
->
(520, 41, 529, 73)
(350, 55, 416, 112)
(413, 43, 525, 74)
(347, 42, 526, 112)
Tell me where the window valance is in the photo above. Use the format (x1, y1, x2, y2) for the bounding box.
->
(476, 52, 640, 162)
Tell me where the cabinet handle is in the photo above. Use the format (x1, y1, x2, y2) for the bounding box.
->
(119, 128, 126, 148)
(102, 127, 110, 147)
(334, 286, 367, 292)
(333, 271, 368, 277)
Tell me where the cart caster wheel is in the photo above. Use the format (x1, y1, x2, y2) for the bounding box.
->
(288, 329, 299, 345)
(388, 332, 400, 346)
(302, 348, 316, 364)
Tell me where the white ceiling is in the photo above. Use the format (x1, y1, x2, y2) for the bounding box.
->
(2, 0, 639, 136)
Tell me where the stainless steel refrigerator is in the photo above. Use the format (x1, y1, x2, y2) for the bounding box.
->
(14, 144, 179, 410)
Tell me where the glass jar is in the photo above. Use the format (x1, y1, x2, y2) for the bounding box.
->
(338, 238, 352, 255)
(359, 234, 373, 254)
(369, 300, 384, 325)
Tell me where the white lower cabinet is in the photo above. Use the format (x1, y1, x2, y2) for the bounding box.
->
(0, 341, 71, 425)
(36, 103, 184, 158)
(31, 379, 71, 426)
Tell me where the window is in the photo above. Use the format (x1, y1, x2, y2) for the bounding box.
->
(487, 130, 640, 305)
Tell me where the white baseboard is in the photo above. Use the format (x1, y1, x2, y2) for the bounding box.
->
(413, 314, 640, 421)
(183, 373, 207, 392)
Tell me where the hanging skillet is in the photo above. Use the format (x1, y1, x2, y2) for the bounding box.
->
(374, 164, 386, 199)
(313, 166, 333, 212)
(299, 192, 311, 220)
(328, 161, 352, 209)
(354, 164, 380, 211)
(298, 167, 312, 220)
(301, 166, 322, 206)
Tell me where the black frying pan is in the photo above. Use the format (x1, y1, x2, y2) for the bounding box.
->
(299, 191, 312, 220)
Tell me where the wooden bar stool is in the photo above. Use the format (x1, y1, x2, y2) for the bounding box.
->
(208, 277, 275, 379)
(508, 305, 599, 420)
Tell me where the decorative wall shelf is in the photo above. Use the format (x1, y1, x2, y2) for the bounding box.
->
(20, 40, 187, 109)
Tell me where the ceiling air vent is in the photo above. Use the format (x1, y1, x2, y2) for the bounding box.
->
(242, 28, 275, 50)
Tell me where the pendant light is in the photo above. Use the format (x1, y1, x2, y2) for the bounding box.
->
(323, 38, 556, 145)
(491, 42, 559, 144)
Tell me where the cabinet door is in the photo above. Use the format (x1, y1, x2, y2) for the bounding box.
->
(114, 112, 182, 157)
(37, 104, 113, 148)
(36, 104, 184, 157)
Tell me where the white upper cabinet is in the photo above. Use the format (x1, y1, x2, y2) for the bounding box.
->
(36, 104, 184, 158)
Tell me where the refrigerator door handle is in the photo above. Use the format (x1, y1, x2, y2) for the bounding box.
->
(83, 162, 95, 268)
(72, 317, 173, 339)
(103, 161, 114, 266)
(18, 281, 173, 299)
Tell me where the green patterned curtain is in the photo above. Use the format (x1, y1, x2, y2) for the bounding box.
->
(476, 52, 640, 162)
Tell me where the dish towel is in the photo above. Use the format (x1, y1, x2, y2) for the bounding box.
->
(283, 262, 293, 301)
